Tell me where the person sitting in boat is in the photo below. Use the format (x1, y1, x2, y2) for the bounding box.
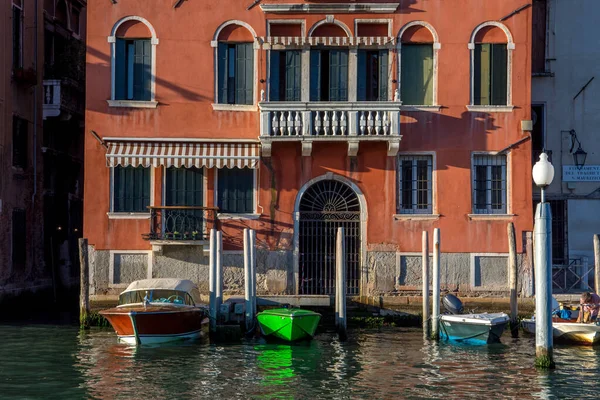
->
(577, 292, 600, 323)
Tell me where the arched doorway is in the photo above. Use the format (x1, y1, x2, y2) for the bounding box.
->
(298, 179, 361, 295)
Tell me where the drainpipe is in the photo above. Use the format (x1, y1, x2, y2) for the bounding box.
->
(32, 0, 39, 276)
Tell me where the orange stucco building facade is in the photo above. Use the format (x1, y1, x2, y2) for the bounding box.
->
(85, 0, 533, 298)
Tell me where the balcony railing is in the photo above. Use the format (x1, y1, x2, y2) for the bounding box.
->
(43, 79, 84, 120)
(259, 101, 401, 138)
(259, 101, 402, 156)
(143, 206, 219, 242)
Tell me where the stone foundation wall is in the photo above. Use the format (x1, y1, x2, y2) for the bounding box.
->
(89, 245, 528, 298)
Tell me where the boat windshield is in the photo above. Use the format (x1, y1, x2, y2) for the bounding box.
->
(119, 290, 195, 306)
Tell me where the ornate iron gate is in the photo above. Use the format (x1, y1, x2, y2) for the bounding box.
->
(299, 180, 361, 295)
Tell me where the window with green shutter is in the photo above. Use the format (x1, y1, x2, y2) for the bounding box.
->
(310, 49, 348, 101)
(400, 44, 433, 105)
(357, 50, 389, 101)
(474, 44, 507, 106)
(218, 43, 254, 105)
(217, 168, 254, 214)
(112, 166, 151, 212)
(115, 38, 151, 101)
(270, 50, 301, 101)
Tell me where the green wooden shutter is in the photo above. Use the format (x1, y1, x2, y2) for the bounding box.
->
(286, 50, 301, 101)
(133, 39, 151, 101)
(115, 39, 126, 100)
(218, 168, 253, 213)
(329, 50, 348, 101)
(269, 51, 281, 101)
(217, 43, 228, 103)
(421, 45, 433, 106)
(401, 45, 433, 105)
(378, 50, 389, 101)
(235, 43, 254, 105)
(490, 44, 507, 105)
(357, 50, 367, 101)
(339, 50, 348, 101)
(310, 50, 321, 101)
(474, 44, 491, 105)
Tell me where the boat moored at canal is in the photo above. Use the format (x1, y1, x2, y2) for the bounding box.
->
(100, 279, 208, 345)
(521, 318, 600, 345)
(257, 308, 321, 342)
(438, 294, 509, 344)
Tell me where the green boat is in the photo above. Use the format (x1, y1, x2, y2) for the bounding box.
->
(256, 308, 321, 342)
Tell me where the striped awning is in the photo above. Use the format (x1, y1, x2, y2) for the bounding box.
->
(105, 142, 260, 169)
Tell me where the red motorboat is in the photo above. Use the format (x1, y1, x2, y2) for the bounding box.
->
(100, 279, 208, 345)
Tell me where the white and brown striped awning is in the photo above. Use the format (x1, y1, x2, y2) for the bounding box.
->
(105, 142, 260, 169)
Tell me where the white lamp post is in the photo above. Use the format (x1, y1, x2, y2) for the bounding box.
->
(532, 152, 555, 368)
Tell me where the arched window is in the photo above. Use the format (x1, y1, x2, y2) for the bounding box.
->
(398, 22, 440, 106)
(55, 0, 69, 27)
(108, 16, 158, 107)
(469, 22, 514, 107)
(212, 21, 257, 107)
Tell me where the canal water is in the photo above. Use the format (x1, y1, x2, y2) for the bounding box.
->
(0, 324, 599, 399)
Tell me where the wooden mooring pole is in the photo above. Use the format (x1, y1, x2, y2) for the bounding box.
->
(209, 229, 217, 334)
(431, 228, 440, 340)
(78, 238, 90, 330)
(243, 229, 255, 333)
(249, 229, 257, 318)
(422, 231, 430, 337)
(508, 222, 519, 337)
(594, 234, 600, 296)
(216, 230, 223, 316)
(336, 227, 347, 341)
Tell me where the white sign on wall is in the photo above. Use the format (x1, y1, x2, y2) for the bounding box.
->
(562, 165, 600, 182)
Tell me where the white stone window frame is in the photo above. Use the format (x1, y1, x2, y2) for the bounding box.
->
(394, 151, 439, 219)
(107, 16, 159, 109)
(469, 151, 514, 219)
(211, 20, 260, 112)
(467, 21, 515, 113)
(107, 166, 155, 219)
(396, 21, 441, 111)
(214, 167, 260, 220)
(109, 250, 153, 288)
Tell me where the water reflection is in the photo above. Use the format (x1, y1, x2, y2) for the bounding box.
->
(1, 325, 600, 399)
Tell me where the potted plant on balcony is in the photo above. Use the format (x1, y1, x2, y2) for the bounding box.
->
(13, 67, 38, 86)
(173, 231, 181, 240)
(192, 231, 200, 240)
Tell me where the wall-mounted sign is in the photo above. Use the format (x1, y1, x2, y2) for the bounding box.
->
(563, 166, 600, 182)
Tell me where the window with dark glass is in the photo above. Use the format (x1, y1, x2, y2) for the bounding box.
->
(472, 155, 507, 214)
(269, 50, 301, 101)
(112, 166, 151, 212)
(310, 49, 348, 101)
(217, 43, 254, 105)
(12, 115, 27, 169)
(217, 168, 254, 214)
(12, 208, 26, 271)
(474, 44, 507, 106)
(401, 44, 433, 105)
(397, 155, 433, 214)
(12, 3, 23, 70)
(357, 50, 388, 101)
(115, 39, 152, 101)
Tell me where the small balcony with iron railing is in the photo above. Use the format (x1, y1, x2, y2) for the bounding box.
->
(259, 101, 402, 157)
(43, 79, 84, 120)
(143, 206, 219, 254)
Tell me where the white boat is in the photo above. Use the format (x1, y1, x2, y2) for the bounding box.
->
(438, 294, 509, 344)
(521, 318, 600, 345)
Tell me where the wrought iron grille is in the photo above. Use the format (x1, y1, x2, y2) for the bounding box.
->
(552, 258, 594, 293)
(143, 206, 219, 241)
(299, 180, 361, 295)
(472, 154, 507, 214)
(397, 155, 433, 214)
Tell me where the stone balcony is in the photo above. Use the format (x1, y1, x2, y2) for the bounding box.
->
(258, 101, 402, 157)
(43, 79, 84, 120)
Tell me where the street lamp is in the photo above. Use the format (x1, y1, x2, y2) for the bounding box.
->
(532, 152, 555, 369)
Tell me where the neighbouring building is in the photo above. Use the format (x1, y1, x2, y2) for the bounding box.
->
(85, 0, 534, 301)
(0, 0, 85, 304)
(532, 0, 600, 293)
